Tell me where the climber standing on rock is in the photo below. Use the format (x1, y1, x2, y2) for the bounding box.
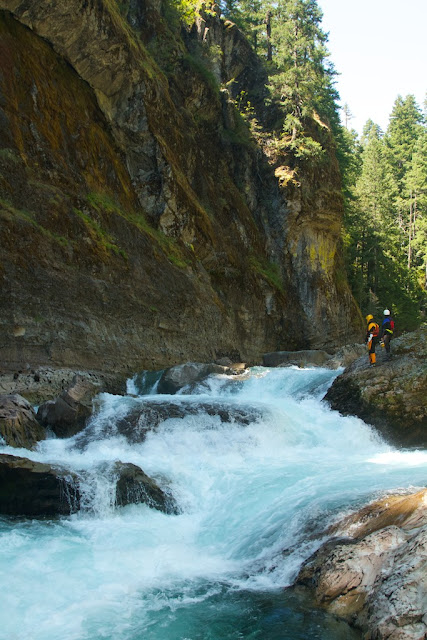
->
(380, 309, 394, 360)
(365, 314, 380, 366)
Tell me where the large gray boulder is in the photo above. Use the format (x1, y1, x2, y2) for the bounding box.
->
(262, 344, 366, 369)
(0, 453, 80, 516)
(324, 326, 427, 447)
(157, 362, 231, 394)
(295, 489, 427, 640)
(37, 374, 100, 438)
(0, 394, 45, 449)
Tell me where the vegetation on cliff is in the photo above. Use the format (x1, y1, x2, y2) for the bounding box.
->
(185, 0, 427, 331)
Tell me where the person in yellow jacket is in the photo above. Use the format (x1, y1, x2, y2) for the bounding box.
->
(365, 314, 380, 366)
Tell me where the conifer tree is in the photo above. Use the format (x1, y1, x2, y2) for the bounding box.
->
(385, 94, 423, 187)
(341, 112, 425, 329)
(354, 123, 399, 298)
(405, 128, 427, 279)
(266, 0, 337, 159)
(224, 0, 266, 53)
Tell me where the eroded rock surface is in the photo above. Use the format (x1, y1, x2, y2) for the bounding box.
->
(295, 489, 427, 640)
(37, 374, 101, 438)
(0, 367, 125, 404)
(324, 327, 427, 447)
(0, 394, 45, 449)
(0, 0, 362, 378)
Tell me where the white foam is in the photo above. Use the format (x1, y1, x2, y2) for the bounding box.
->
(0, 365, 425, 639)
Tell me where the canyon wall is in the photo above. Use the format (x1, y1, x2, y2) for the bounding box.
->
(0, 0, 363, 376)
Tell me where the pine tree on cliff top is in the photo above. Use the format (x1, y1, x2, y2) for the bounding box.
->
(267, 0, 338, 158)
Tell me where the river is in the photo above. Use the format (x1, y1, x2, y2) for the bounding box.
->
(1, 365, 426, 639)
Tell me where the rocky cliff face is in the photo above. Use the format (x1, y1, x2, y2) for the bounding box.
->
(0, 0, 363, 376)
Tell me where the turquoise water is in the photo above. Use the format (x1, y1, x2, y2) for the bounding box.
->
(1, 366, 426, 640)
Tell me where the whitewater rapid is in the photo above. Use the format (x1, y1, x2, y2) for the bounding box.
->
(1, 365, 425, 640)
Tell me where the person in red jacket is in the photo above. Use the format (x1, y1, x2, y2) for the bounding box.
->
(365, 314, 380, 366)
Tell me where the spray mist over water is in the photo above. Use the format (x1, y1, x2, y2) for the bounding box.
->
(1, 366, 425, 640)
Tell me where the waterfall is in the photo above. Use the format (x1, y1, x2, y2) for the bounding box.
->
(1, 365, 425, 640)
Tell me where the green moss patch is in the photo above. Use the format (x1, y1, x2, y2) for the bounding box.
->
(249, 255, 284, 292)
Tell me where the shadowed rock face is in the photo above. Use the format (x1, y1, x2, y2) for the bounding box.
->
(0, 0, 362, 377)
(262, 349, 331, 368)
(324, 326, 427, 447)
(295, 489, 427, 640)
(0, 454, 179, 517)
(0, 454, 79, 516)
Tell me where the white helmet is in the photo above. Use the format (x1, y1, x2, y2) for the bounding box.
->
(383, 309, 390, 315)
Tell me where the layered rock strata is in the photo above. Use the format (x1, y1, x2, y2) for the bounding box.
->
(0, 0, 362, 376)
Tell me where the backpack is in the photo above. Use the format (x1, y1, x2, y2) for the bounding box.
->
(370, 322, 379, 336)
(390, 319, 395, 330)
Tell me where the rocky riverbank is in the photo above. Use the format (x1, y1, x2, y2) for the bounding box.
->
(295, 489, 427, 640)
(324, 325, 427, 447)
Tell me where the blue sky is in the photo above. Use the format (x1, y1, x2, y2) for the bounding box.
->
(317, 0, 426, 135)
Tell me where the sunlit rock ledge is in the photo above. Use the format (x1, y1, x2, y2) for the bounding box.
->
(324, 326, 427, 448)
(295, 489, 427, 640)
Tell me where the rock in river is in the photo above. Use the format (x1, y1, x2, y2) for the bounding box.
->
(0, 394, 45, 449)
(295, 489, 427, 640)
(324, 326, 427, 447)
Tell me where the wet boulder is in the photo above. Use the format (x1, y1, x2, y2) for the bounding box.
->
(37, 374, 101, 438)
(0, 394, 45, 449)
(157, 362, 230, 394)
(102, 399, 264, 444)
(295, 489, 427, 640)
(0, 453, 80, 516)
(324, 326, 427, 447)
(114, 462, 179, 514)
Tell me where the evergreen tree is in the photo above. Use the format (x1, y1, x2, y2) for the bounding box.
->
(385, 94, 423, 187)
(386, 95, 425, 272)
(354, 125, 399, 299)
(405, 128, 427, 281)
(341, 112, 425, 329)
(266, 0, 337, 158)
(223, 0, 266, 53)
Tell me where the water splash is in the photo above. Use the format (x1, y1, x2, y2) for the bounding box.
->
(0, 365, 424, 640)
